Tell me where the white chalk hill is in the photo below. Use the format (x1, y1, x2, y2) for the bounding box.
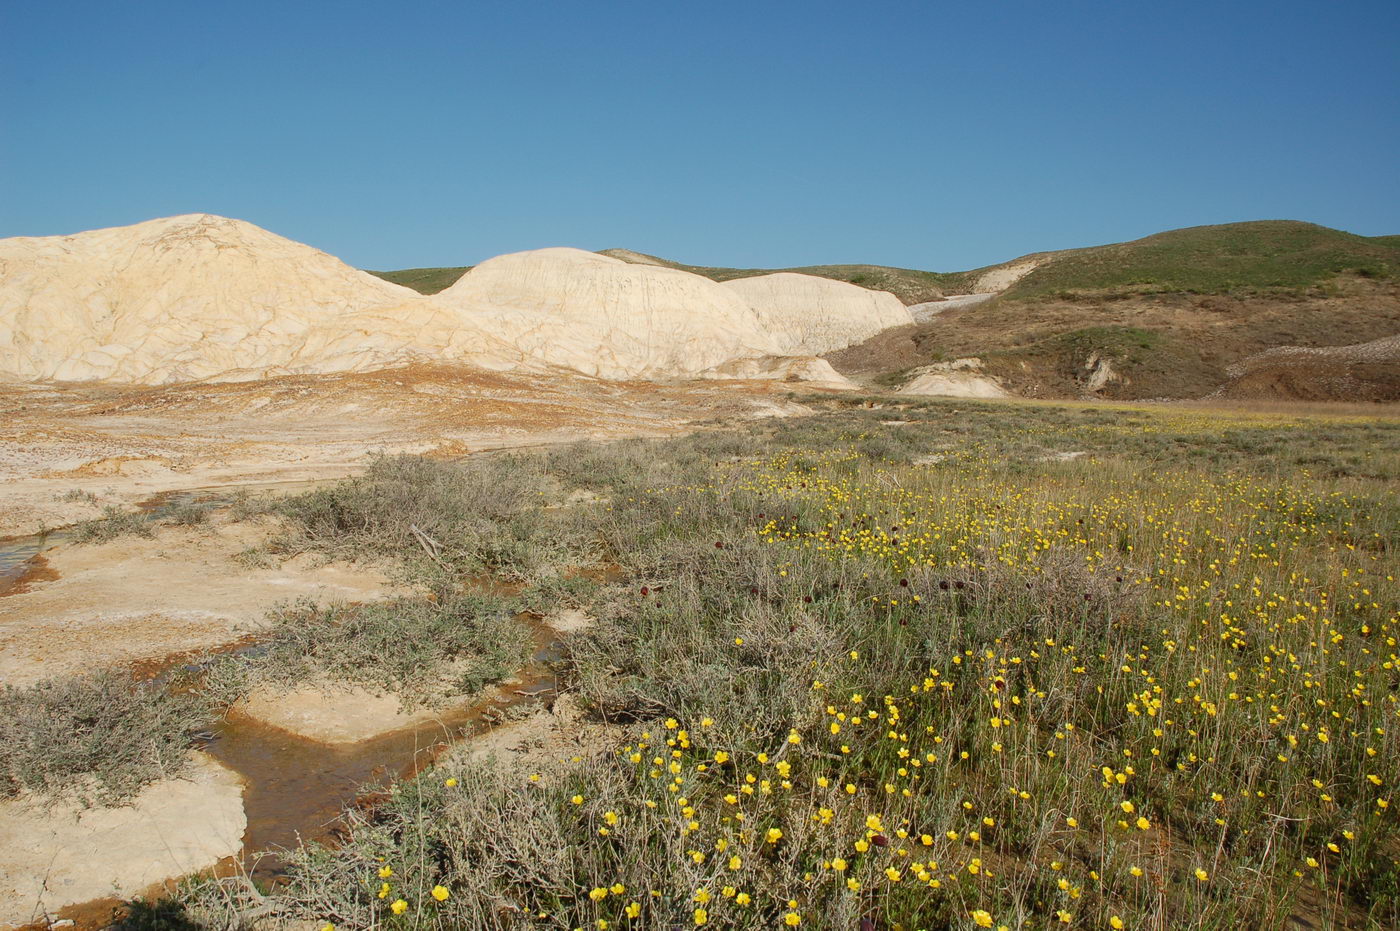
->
(722, 273, 913, 355)
(433, 247, 785, 379)
(0, 215, 900, 386)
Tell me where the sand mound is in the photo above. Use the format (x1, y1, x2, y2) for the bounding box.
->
(721, 273, 913, 355)
(1, 217, 920, 388)
(434, 247, 783, 379)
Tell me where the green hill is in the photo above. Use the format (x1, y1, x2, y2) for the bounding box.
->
(1001, 220, 1400, 301)
(365, 266, 471, 294)
(366, 222, 1400, 310)
(598, 249, 979, 305)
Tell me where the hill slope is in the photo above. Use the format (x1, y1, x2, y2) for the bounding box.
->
(826, 221, 1400, 401)
(1001, 220, 1400, 301)
(597, 249, 981, 305)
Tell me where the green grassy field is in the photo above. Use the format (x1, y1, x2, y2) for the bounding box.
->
(79, 398, 1391, 931)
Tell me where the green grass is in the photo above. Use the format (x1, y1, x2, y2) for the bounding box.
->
(169, 402, 1400, 929)
(365, 266, 472, 294)
(1002, 220, 1400, 301)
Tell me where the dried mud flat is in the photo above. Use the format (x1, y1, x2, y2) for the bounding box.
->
(0, 364, 816, 538)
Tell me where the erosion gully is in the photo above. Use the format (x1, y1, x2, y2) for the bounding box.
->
(2, 489, 570, 929)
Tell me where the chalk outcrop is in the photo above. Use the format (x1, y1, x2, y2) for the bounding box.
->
(0, 214, 443, 383)
(0, 216, 916, 388)
(898, 358, 1010, 399)
(721, 273, 913, 355)
(434, 247, 784, 379)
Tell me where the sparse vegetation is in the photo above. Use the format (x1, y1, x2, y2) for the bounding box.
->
(168, 401, 1398, 929)
(600, 251, 980, 305)
(1002, 221, 1400, 302)
(0, 672, 206, 803)
(70, 504, 155, 544)
(203, 593, 532, 710)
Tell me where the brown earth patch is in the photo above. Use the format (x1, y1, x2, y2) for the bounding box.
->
(825, 276, 1400, 400)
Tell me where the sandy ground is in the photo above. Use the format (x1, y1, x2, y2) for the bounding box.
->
(0, 514, 402, 688)
(0, 753, 245, 929)
(0, 364, 816, 539)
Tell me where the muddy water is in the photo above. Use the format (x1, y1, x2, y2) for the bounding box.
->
(200, 614, 562, 881)
(3, 483, 570, 900)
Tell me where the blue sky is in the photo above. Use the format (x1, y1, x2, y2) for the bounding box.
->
(2, 0, 1397, 271)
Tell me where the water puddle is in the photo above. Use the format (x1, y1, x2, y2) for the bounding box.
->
(198, 613, 562, 883)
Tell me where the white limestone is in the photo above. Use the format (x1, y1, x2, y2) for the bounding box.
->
(721, 273, 913, 355)
(0, 216, 917, 388)
(434, 247, 783, 379)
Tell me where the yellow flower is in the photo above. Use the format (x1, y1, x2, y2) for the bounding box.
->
(971, 911, 994, 928)
(1135, 816, 1151, 831)
(1194, 868, 1208, 881)
(715, 751, 730, 764)
(1109, 917, 1124, 930)
(766, 827, 784, 844)
(693, 907, 708, 926)
(390, 900, 408, 916)
(571, 795, 584, 805)
(625, 902, 641, 919)
(736, 892, 752, 906)
(784, 912, 802, 926)
(378, 865, 394, 879)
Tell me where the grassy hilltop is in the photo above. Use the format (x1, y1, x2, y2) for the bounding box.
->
(1001, 221, 1400, 302)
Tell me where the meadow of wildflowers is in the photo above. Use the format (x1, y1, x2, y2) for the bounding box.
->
(179, 400, 1399, 930)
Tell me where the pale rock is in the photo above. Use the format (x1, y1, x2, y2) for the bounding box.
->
(0, 753, 245, 928)
(898, 358, 1010, 399)
(720, 273, 913, 355)
(435, 247, 784, 379)
(702, 355, 858, 390)
(0, 214, 430, 384)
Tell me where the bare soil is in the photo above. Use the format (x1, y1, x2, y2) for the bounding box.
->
(0, 364, 817, 538)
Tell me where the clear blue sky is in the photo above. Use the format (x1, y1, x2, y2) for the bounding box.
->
(3, 0, 1397, 272)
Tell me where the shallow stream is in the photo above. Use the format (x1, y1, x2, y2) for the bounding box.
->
(1, 484, 567, 912)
